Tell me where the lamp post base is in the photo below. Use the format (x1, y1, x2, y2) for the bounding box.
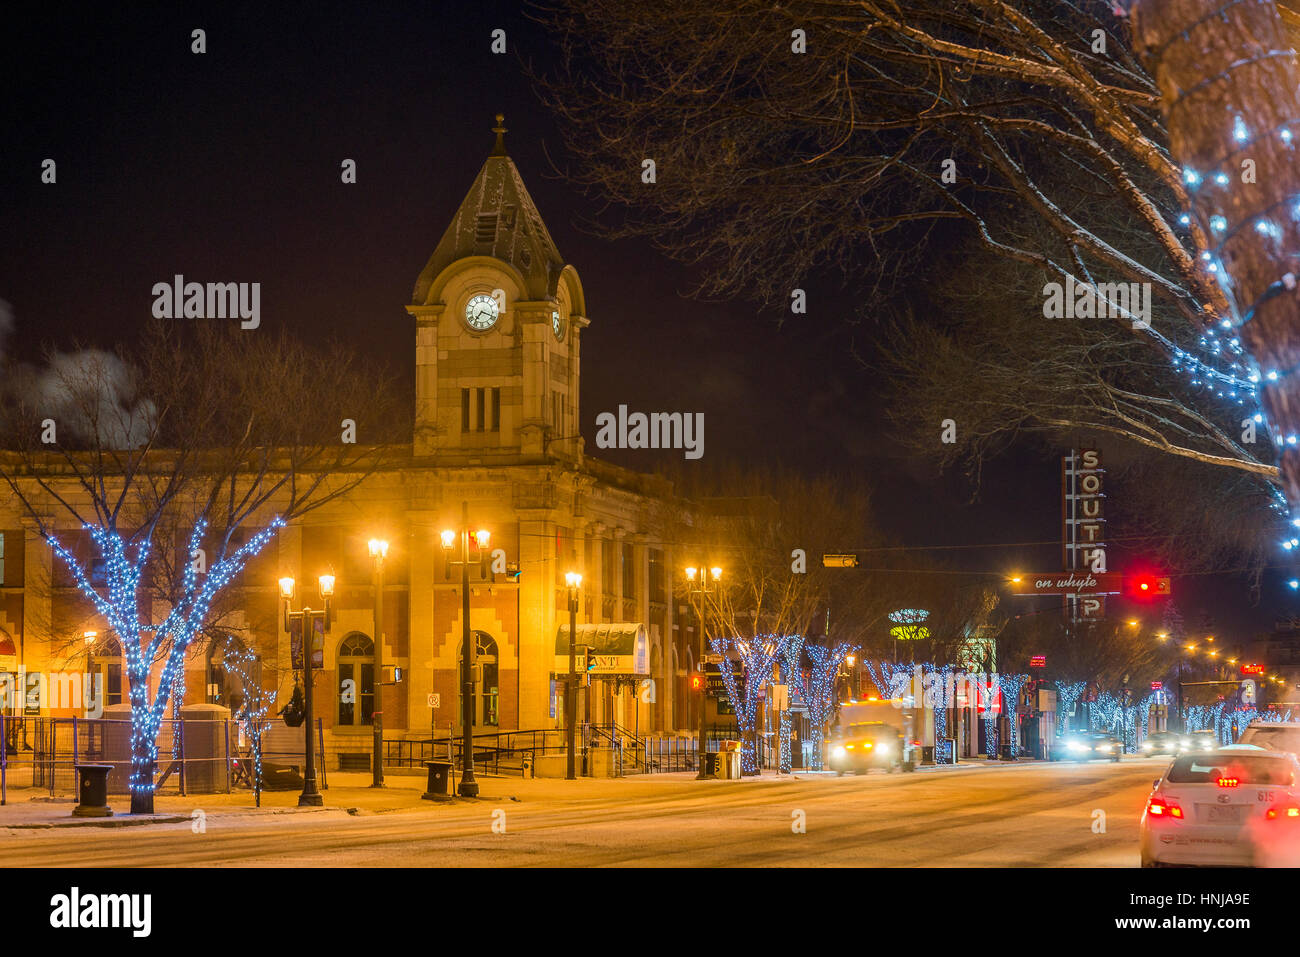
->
(457, 771, 479, 798)
(298, 788, 324, 807)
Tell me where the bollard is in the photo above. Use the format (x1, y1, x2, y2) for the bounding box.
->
(73, 763, 115, 817)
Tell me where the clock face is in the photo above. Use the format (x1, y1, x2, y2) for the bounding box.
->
(552, 309, 565, 341)
(465, 294, 499, 331)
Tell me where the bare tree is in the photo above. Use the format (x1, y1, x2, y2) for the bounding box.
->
(0, 320, 404, 813)
(534, 0, 1279, 487)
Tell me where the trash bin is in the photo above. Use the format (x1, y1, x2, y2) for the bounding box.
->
(702, 752, 718, 776)
(717, 751, 742, 779)
(422, 761, 453, 800)
(73, 764, 114, 817)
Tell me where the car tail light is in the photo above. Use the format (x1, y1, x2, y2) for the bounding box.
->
(1266, 806, 1300, 820)
(1217, 776, 1239, 788)
(1147, 798, 1183, 819)
(862, 742, 873, 749)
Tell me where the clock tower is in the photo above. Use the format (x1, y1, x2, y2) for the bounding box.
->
(407, 115, 586, 464)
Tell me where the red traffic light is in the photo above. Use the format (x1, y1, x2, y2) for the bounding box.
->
(1125, 574, 1171, 599)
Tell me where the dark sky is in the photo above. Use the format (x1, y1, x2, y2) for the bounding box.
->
(1, 1, 1291, 644)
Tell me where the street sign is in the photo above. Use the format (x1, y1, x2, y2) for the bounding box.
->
(427, 693, 440, 709)
(822, 554, 859, 568)
(1008, 572, 1125, 596)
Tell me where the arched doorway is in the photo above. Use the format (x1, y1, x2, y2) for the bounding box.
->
(458, 631, 499, 728)
(206, 635, 255, 713)
(89, 636, 124, 707)
(337, 632, 375, 726)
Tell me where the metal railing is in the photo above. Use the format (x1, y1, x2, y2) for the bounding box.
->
(384, 728, 568, 778)
(0, 714, 328, 799)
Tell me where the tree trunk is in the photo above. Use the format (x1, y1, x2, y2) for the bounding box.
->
(1133, 0, 1300, 503)
(129, 697, 156, 815)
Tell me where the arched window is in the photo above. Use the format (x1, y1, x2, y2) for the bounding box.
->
(458, 631, 499, 727)
(207, 635, 255, 713)
(338, 632, 375, 726)
(90, 636, 124, 707)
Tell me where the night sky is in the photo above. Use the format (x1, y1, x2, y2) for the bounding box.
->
(2, 2, 1289, 642)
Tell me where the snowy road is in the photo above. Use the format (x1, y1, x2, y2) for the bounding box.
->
(2, 758, 1164, 867)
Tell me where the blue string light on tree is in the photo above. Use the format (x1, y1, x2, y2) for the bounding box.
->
(805, 642, 856, 770)
(709, 633, 796, 775)
(47, 516, 285, 809)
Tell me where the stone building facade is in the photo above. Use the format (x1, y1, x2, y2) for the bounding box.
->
(0, 122, 703, 766)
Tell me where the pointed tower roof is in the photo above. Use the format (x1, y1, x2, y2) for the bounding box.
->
(412, 114, 567, 304)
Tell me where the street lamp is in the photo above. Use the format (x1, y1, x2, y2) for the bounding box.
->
(280, 572, 334, 807)
(685, 562, 723, 778)
(441, 502, 490, 798)
(368, 537, 389, 788)
(564, 571, 582, 780)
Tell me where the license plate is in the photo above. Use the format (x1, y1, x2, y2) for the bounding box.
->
(1205, 805, 1242, 823)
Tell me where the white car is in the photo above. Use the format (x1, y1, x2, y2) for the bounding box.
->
(1238, 720, 1300, 755)
(1141, 745, 1300, 867)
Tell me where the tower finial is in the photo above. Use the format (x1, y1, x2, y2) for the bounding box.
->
(491, 113, 507, 156)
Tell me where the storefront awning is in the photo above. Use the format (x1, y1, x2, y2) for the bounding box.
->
(554, 623, 649, 677)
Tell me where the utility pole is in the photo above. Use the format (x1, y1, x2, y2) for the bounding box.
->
(368, 538, 388, 788)
(564, 572, 581, 780)
(441, 503, 491, 798)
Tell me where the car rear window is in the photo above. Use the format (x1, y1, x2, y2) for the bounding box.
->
(1165, 754, 1295, 785)
(1240, 727, 1300, 752)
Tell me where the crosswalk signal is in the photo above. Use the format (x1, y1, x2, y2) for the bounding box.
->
(690, 673, 705, 693)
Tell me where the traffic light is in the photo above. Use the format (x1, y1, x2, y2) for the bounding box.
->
(1126, 573, 1171, 599)
(690, 673, 705, 693)
(584, 647, 597, 673)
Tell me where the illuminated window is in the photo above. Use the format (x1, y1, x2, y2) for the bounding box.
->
(337, 632, 375, 727)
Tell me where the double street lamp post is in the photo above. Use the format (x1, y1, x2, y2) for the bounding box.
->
(685, 564, 722, 779)
(279, 572, 335, 808)
(564, 572, 582, 780)
(368, 538, 389, 789)
(441, 502, 490, 799)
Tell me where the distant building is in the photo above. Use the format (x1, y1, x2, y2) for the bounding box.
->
(1243, 619, 1300, 709)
